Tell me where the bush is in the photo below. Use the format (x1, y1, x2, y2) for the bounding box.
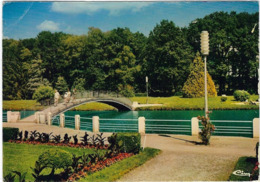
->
(221, 96, 227, 102)
(233, 90, 250, 101)
(3, 127, 19, 142)
(118, 84, 135, 97)
(116, 133, 141, 154)
(38, 149, 73, 175)
(33, 85, 54, 105)
(197, 116, 215, 145)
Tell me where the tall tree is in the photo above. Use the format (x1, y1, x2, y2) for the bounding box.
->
(145, 20, 194, 96)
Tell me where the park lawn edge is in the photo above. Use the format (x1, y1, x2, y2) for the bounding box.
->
(79, 147, 161, 182)
(228, 156, 257, 181)
(3, 95, 259, 111)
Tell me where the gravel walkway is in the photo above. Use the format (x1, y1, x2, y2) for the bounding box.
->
(3, 123, 259, 181)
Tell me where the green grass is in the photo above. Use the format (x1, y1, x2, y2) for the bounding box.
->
(79, 147, 161, 182)
(3, 100, 45, 111)
(229, 156, 257, 181)
(3, 95, 259, 111)
(3, 142, 103, 181)
(131, 95, 259, 110)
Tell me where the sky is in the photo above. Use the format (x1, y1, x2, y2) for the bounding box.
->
(2, 1, 259, 40)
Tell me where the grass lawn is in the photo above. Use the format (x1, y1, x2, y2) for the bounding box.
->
(80, 147, 161, 182)
(229, 156, 257, 181)
(131, 95, 259, 110)
(3, 95, 259, 111)
(3, 142, 102, 181)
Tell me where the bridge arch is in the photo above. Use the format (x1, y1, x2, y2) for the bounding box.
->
(54, 98, 133, 116)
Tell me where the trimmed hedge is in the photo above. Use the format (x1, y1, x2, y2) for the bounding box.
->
(3, 127, 19, 142)
(116, 133, 141, 154)
(233, 90, 250, 102)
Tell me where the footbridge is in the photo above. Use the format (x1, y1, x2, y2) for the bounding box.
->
(17, 91, 163, 123)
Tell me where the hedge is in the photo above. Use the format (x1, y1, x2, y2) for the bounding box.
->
(116, 133, 141, 154)
(3, 127, 19, 142)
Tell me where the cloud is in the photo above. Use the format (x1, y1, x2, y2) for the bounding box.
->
(51, 2, 153, 15)
(37, 20, 59, 32)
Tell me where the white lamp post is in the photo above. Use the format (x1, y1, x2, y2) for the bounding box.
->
(200, 31, 209, 117)
(146, 76, 148, 104)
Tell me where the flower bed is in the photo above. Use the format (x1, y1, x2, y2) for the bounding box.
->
(5, 130, 140, 181)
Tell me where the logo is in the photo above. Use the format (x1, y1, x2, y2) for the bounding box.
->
(232, 170, 251, 177)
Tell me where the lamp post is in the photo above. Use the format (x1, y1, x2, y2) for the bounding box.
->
(200, 31, 209, 118)
(146, 76, 148, 104)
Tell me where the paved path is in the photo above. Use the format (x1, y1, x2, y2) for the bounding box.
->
(3, 123, 258, 181)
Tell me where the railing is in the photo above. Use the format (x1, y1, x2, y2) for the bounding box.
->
(64, 116, 75, 129)
(146, 119, 191, 135)
(52, 115, 60, 126)
(80, 117, 92, 131)
(2, 111, 7, 122)
(199, 120, 253, 138)
(99, 118, 138, 133)
(50, 114, 258, 138)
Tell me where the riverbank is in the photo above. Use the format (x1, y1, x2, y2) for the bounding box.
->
(3, 95, 259, 111)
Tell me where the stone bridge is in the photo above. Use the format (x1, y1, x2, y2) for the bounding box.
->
(14, 91, 162, 123)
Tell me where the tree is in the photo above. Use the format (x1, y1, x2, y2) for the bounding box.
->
(186, 11, 258, 94)
(55, 76, 69, 95)
(26, 56, 49, 97)
(182, 53, 217, 98)
(72, 78, 85, 93)
(32, 85, 54, 105)
(145, 20, 194, 96)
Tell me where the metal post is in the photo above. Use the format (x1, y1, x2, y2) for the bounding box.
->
(204, 56, 208, 118)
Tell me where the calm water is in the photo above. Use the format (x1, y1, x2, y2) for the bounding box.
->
(3, 110, 259, 122)
(63, 110, 259, 121)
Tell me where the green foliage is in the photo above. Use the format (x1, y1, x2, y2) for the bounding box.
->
(3, 127, 19, 142)
(118, 84, 135, 97)
(72, 78, 85, 93)
(186, 12, 258, 95)
(55, 76, 69, 95)
(31, 160, 46, 181)
(233, 90, 250, 102)
(32, 86, 54, 105)
(38, 149, 73, 174)
(4, 173, 16, 182)
(12, 171, 27, 182)
(145, 20, 194, 96)
(221, 96, 227, 102)
(116, 133, 141, 154)
(182, 53, 217, 98)
(197, 116, 215, 145)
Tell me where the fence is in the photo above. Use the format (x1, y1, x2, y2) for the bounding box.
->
(200, 120, 253, 138)
(99, 118, 138, 133)
(47, 114, 259, 138)
(145, 119, 191, 135)
(2, 111, 7, 122)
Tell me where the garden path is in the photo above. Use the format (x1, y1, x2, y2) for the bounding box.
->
(3, 122, 258, 181)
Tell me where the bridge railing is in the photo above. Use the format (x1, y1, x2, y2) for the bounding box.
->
(73, 90, 133, 106)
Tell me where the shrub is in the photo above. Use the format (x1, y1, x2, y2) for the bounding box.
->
(197, 116, 215, 145)
(38, 149, 73, 175)
(182, 53, 217, 98)
(117, 133, 141, 154)
(221, 96, 227, 102)
(32, 85, 54, 105)
(118, 84, 135, 97)
(233, 90, 250, 102)
(3, 127, 19, 142)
